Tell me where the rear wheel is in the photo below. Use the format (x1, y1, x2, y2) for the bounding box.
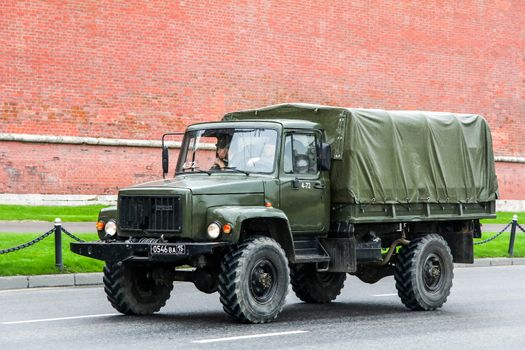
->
(394, 234, 454, 310)
(290, 263, 346, 303)
(218, 236, 289, 323)
(103, 262, 173, 315)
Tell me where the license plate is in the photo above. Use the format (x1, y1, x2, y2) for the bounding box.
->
(150, 244, 186, 255)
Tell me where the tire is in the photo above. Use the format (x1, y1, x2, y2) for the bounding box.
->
(394, 234, 454, 311)
(218, 236, 290, 323)
(103, 262, 173, 315)
(290, 263, 346, 303)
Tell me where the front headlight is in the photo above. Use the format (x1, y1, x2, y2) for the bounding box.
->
(207, 222, 221, 239)
(105, 219, 117, 236)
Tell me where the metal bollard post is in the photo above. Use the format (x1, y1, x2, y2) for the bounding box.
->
(54, 218, 63, 271)
(508, 215, 518, 258)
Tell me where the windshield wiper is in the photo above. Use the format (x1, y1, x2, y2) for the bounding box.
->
(219, 167, 250, 176)
(178, 167, 249, 176)
(176, 169, 211, 175)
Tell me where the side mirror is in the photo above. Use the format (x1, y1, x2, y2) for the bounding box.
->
(318, 143, 331, 171)
(161, 132, 185, 179)
(162, 146, 169, 178)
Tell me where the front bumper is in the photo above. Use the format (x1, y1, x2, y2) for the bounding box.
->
(70, 241, 231, 263)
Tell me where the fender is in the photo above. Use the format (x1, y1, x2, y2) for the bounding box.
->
(97, 206, 118, 240)
(99, 206, 117, 221)
(207, 206, 295, 261)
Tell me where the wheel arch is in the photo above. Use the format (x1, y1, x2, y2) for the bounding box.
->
(406, 221, 475, 264)
(207, 206, 295, 261)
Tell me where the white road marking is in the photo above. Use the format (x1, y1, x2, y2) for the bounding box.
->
(373, 293, 397, 297)
(192, 330, 309, 343)
(1, 313, 118, 325)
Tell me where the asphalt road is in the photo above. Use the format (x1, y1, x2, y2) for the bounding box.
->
(1, 266, 524, 350)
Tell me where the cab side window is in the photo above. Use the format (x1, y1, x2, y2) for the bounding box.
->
(283, 133, 318, 175)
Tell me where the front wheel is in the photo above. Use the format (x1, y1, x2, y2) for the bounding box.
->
(103, 262, 173, 315)
(218, 236, 290, 323)
(394, 234, 454, 311)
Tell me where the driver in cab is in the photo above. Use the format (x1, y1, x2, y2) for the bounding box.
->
(211, 137, 230, 170)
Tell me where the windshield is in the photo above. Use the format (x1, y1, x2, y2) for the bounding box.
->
(176, 128, 278, 174)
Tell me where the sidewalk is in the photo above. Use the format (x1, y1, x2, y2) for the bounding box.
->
(0, 272, 103, 290)
(482, 224, 511, 232)
(1, 258, 524, 291)
(0, 221, 95, 233)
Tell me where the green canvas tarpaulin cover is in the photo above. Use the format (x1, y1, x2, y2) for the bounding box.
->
(224, 103, 498, 205)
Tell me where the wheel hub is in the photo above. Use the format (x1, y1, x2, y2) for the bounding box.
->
(250, 259, 277, 302)
(423, 253, 443, 292)
(258, 270, 273, 289)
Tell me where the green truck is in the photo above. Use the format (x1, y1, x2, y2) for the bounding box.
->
(71, 103, 498, 323)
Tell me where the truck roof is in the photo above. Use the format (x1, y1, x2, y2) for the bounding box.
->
(224, 102, 480, 118)
(188, 118, 321, 130)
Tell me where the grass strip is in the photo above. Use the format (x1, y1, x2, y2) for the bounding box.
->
(0, 233, 104, 276)
(474, 231, 525, 258)
(0, 204, 109, 222)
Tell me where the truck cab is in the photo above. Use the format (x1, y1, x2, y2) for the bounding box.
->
(177, 119, 331, 236)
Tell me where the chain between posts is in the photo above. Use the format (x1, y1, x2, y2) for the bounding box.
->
(0, 219, 85, 259)
(474, 222, 512, 245)
(61, 227, 86, 242)
(0, 228, 55, 254)
(475, 215, 523, 259)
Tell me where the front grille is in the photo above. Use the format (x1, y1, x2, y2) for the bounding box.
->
(119, 195, 182, 233)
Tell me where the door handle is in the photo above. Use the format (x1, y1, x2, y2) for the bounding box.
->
(314, 182, 325, 189)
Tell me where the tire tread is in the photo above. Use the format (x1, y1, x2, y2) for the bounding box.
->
(218, 236, 289, 323)
(394, 234, 453, 311)
(290, 264, 346, 304)
(103, 263, 173, 315)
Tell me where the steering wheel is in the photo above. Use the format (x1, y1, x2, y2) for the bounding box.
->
(293, 154, 310, 174)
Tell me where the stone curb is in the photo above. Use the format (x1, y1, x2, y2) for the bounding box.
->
(0, 273, 103, 291)
(455, 258, 525, 268)
(28, 274, 75, 288)
(1, 259, 524, 291)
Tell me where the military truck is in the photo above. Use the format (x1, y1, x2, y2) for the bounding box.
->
(71, 103, 498, 323)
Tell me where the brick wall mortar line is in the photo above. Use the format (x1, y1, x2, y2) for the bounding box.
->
(0, 133, 219, 149)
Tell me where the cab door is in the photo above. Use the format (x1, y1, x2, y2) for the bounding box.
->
(279, 131, 330, 233)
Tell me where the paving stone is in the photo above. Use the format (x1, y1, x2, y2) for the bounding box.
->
(28, 274, 74, 288)
(74, 272, 103, 286)
(0, 276, 28, 290)
(490, 258, 514, 266)
(511, 258, 525, 265)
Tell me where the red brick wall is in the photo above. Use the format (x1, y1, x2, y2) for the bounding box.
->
(1, 1, 524, 197)
(0, 142, 173, 194)
(495, 163, 524, 200)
